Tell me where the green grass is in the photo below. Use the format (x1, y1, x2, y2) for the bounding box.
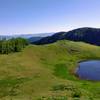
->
(0, 40, 99, 99)
(54, 63, 68, 79)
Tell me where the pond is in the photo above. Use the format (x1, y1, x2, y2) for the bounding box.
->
(76, 60, 100, 81)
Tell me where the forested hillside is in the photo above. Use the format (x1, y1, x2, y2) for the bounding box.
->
(33, 27, 100, 45)
(0, 38, 28, 54)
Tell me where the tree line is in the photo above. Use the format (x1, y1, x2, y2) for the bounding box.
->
(0, 38, 28, 54)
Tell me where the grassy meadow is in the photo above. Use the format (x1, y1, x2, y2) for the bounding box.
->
(0, 40, 100, 100)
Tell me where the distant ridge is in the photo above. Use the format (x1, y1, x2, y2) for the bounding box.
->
(0, 33, 54, 43)
(33, 27, 100, 46)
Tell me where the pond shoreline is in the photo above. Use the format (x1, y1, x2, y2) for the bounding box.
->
(75, 60, 100, 81)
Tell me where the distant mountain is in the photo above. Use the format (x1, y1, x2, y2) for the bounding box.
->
(28, 37, 42, 43)
(0, 33, 54, 42)
(33, 27, 100, 45)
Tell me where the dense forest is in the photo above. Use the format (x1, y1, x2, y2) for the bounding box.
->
(0, 38, 28, 54)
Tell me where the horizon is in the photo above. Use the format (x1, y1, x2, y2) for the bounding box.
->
(0, 0, 100, 35)
(1, 27, 100, 36)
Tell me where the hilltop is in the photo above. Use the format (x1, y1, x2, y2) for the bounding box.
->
(0, 40, 100, 99)
(33, 27, 100, 45)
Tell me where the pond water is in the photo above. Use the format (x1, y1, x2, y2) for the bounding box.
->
(76, 60, 100, 81)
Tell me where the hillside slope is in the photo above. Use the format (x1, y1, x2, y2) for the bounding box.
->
(0, 40, 100, 99)
(33, 27, 100, 45)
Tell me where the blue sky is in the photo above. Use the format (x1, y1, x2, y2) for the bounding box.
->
(0, 0, 100, 35)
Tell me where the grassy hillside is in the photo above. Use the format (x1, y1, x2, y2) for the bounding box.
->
(0, 40, 100, 100)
